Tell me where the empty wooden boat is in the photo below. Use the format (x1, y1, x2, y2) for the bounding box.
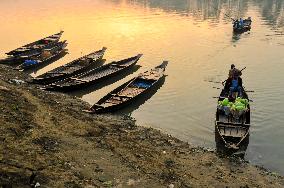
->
(42, 54, 143, 92)
(32, 47, 107, 84)
(15, 40, 68, 71)
(86, 61, 168, 113)
(215, 85, 250, 150)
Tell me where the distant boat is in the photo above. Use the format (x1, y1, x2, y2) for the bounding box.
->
(86, 61, 168, 114)
(215, 84, 251, 150)
(42, 54, 142, 92)
(233, 17, 252, 33)
(32, 47, 107, 85)
(15, 40, 68, 71)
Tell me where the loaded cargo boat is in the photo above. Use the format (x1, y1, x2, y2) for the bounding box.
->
(215, 83, 250, 150)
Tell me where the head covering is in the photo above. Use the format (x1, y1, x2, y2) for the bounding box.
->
(231, 64, 235, 69)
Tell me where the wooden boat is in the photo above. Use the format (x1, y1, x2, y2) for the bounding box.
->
(42, 54, 143, 92)
(233, 17, 252, 33)
(215, 85, 250, 150)
(0, 31, 64, 65)
(6, 31, 64, 57)
(86, 61, 168, 114)
(32, 47, 107, 84)
(15, 40, 68, 71)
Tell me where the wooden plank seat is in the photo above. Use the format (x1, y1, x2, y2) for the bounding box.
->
(111, 93, 132, 98)
(216, 121, 250, 127)
(218, 127, 247, 137)
(117, 94, 132, 98)
(105, 99, 122, 104)
(71, 78, 89, 82)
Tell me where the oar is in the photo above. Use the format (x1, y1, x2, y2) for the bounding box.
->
(221, 66, 246, 85)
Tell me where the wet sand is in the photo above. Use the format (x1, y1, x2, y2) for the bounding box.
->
(0, 64, 283, 187)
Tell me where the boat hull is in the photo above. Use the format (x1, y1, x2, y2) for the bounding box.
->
(88, 61, 168, 113)
(233, 18, 252, 33)
(6, 31, 64, 57)
(215, 86, 251, 149)
(44, 63, 137, 92)
(32, 47, 107, 85)
(93, 76, 165, 113)
(16, 41, 68, 71)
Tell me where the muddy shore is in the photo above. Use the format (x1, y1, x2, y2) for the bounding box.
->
(0, 64, 283, 187)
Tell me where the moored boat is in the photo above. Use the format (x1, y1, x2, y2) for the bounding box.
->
(15, 40, 68, 71)
(215, 85, 250, 150)
(233, 17, 252, 33)
(32, 47, 107, 84)
(86, 61, 168, 114)
(42, 54, 143, 92)
(0, 31, 64, 65)
(6, 31, 64, 57)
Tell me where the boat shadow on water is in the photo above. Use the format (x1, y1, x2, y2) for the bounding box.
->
(69, 64, 142, 97)
(231, 31, 250, 43)
(215, 126, 250, 158)
(114, 75, 166, 116)
(24, 50, 69, 74)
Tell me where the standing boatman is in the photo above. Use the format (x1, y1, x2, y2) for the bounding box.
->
(228, 64, 243, 97)
(224, 64, 242, 90)
(239, 18, 244, 28)
(229, 64, 242, 79)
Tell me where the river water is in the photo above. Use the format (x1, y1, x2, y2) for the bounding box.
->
(0, 0, 283, 175)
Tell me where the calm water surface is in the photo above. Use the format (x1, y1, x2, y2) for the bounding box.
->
(0, 0, 284, 175)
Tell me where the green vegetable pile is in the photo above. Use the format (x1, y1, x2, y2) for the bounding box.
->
(218, 97, 248, 111)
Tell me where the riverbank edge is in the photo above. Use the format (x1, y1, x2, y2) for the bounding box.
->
(0, 64, 283, 187)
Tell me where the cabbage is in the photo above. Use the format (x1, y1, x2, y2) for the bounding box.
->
(222, 98, 229, 106)
(235, 105, 246, 111)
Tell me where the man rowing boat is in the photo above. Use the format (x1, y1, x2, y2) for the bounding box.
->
(224, 64, 243, 98)
(229, 64, 242, 79)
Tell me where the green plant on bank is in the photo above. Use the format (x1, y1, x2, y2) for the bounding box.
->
(11, 104, 19, 111)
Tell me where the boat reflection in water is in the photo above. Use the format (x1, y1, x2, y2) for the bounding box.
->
(215, 126, 250, 158)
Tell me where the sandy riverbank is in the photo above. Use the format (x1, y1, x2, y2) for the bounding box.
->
(0, 64, 283, 187)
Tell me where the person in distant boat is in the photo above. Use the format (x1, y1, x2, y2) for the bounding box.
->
(239, 18, 244, 28)
(233, 19, 239, 29)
